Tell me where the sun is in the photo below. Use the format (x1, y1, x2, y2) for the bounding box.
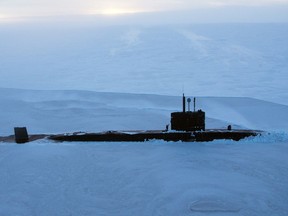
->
(0, 14, 15, 22)
(89, 8, 143, 16)
(0, 14, 8, 19)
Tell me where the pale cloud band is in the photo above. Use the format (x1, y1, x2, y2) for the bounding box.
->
(1, 0, 288, 20)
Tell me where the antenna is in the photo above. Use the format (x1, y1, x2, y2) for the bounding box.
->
(194, 97, 196, 112)
(183, 94, 186, 113)
(187, 98, 191, 112)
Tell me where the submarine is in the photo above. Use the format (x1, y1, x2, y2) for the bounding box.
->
(1, 94, 262, 143)
(48, 94, 261, 142)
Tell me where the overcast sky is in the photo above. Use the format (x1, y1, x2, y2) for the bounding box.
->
(1, 0, 288, 22)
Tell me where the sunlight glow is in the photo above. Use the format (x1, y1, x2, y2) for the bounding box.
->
(0, 14, 13, 22)
(0, 13, 33, 22)
(91, 8, 145, 16)
(0, 14, 8, 19)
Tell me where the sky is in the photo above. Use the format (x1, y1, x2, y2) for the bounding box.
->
(1, 0, 288, 22)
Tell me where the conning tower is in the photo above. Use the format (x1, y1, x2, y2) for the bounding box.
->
(171, 94, 205, 131)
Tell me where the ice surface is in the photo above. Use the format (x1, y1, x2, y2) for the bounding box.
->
(190, 199, 241, 213)
(0, 23, 287, 104)
(0, 88, 288, 136)
(0, 22, 288, 216)
(0, 140, 288, 216)
(0, 89, 287, 215)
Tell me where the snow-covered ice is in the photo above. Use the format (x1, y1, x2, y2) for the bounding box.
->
(0, 21, 288, 216)
(0, 139, 288, 216)
(0, 88, 288, 136)
(0, 23, 287, 104)
(0, 89, 288, 216)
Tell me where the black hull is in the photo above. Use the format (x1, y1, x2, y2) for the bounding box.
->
(48, 129, 261, 142)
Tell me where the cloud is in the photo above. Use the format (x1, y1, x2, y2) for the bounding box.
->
(1, 0, 288, 21)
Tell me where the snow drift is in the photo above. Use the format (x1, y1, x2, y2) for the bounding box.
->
(0, 88, 288, 136)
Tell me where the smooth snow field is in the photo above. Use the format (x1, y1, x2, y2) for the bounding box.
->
(0, 140, 287, 216)
(0, 23, 287, 105)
